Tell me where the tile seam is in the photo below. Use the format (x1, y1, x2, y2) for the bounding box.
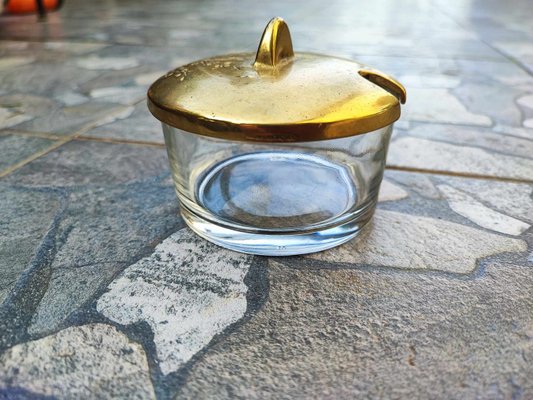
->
(0, 103, 144, 178)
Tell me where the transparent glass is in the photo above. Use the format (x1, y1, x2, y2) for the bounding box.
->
(162, 124, 393, 256)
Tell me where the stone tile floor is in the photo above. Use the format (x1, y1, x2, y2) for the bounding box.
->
(0, 0, 532, 398)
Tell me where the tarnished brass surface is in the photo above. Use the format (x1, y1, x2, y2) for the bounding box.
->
(148, 17, 406, 142)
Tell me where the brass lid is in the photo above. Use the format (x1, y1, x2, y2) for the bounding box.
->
(148, 17, 406, 143)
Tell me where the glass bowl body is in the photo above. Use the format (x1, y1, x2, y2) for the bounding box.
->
(162, 124, 393, 256)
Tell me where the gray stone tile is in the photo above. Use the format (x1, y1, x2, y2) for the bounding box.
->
(387, 122, 533, 179)
(2, 140, 170, 187)
(492, 40, 533, 74)
(0, 138, 180, 336)
(434, 174, 533, 225)
(97, 229, 253, 375)
(309, 170, 531, 272)
(83, 102, 164, 143)
(0, 185, 61, 304)
(437, 184, 530, 236)
(357, 56, 533, 129)
(402, 87, 492, 126)
(0, 40, 107, 59)
(387, 136, 533, 181)
(0, 50, 105, 97)
(81, 170, 524, 394)
(375, 50, 533, 175)
(0, 324, 155, 398)
(177, 260, 533, 399)
(403, 123, 533, 159)
(308, 209, 526, 273)
(434, 0, 533, 71)
(0, 42, 172, 136)
(24, 179, 182, 336)
(0, 133, 56, 172)
(0, 94, 128, 136)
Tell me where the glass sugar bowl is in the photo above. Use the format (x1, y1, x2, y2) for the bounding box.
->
(148, 17, 406, 256)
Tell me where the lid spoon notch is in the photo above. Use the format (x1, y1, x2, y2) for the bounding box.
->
(358, 69, 407, 104)
(254, 17, 294, 69)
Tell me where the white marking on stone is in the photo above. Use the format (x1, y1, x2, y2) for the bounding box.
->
(388, 137, 533, 180)
(168, 29, 204, 40)
(523, 118, 533, 129)
(0, 324, 155, 399)
(92, 106, 135, 127)
(437, 184, 530, 236)
(171, 57, 194, 67)
(0, 56, 35, 70)
(89, 86, 146, 105)
(404, 88, 492, 126)
(439, 178, 533, 224)
(77, 56, 139, 70)
(378, 179, 409, 202)
(134, 71, 167, 86)
(309, 209, 527, 274)
(406, 123, 533, 159)
(0, 106, 33, 129)
(386, 172, 441, 199)
(55, 91, 89, 106)
(44, 42, 107, 54)
(517, 94, 533, 109)
(399, 74, 460, 88)
(97, 229, 253, 375)
(493, 124, 533, 139)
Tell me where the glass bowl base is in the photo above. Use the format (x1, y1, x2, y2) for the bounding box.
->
(180, 205, 371, 256)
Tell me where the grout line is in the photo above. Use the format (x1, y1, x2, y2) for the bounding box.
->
(0, 104, 143, 178)
(479, 41, 533, 77)
(0, 139, 69, 179)
(0, 129, 65, 141)
(75, 135, 165, 148)
(385, 165, 533, 184)
(404, 120, 533, 142)
(432, 5, 533, 77)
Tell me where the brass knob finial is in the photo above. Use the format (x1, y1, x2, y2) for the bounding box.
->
(254, 17, 294, 69)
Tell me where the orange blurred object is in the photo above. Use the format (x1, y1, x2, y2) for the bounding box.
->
(6, 0, 60, 14)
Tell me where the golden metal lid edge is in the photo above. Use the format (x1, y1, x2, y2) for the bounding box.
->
(147, 95, 400, 143)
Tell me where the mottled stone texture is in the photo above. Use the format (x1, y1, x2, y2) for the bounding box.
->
(0, 134, 55, 171)
(97, 229, 253, 375)
(2, 140, 169, 187)
(0, 185, 61, 304)
(309, 209, 526, 273)
(1, 0, 533, 398)
(177, 261, 533, 399)
(27, 180, 182, 336)
(0, 324, 155, 399)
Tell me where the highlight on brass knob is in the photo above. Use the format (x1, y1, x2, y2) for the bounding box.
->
(254, 17, 294, 69)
